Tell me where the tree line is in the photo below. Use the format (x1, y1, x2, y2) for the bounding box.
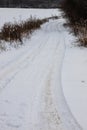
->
(0, 0, 60, 8)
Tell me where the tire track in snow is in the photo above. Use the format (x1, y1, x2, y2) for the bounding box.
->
(0, 32, 50, 90)
(0, 19, 83, 130)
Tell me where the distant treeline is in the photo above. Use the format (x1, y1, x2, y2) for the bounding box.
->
(0, 0, 61, 8)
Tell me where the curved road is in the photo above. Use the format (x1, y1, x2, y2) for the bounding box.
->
(0, 19, 82, 130)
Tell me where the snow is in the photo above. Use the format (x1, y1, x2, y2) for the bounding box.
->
(62, 46, 87, 130)
(0, 8, 60, 51)
(0, 8, 60, 28)
(0, 8, 86, 130)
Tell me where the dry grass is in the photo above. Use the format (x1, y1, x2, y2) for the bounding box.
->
(0, 17, 47, 44)
(0, 16, 59, 45)
(69, 21, 87, 47)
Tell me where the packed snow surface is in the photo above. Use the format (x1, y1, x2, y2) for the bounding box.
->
(0, 8, 86, 130)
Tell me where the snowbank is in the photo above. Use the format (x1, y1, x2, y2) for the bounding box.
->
(62, 37, 87, 130)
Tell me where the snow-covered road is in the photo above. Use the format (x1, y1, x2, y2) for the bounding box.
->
(0, 19, 82, 130)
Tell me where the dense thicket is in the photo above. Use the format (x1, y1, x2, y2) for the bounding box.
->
(62, 0, 87, 23)
(61, 0, 87, 47)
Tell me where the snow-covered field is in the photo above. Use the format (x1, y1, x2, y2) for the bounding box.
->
(0, 8, 87, 130)
(0, 8, 60, 28)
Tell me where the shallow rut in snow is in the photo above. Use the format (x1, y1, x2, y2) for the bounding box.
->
(0, 19, 82, 130)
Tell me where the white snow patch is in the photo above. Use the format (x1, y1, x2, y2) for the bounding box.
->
(62, 35, 87, 130)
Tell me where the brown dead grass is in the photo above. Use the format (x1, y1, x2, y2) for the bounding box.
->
(0, 16, 59, 44)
